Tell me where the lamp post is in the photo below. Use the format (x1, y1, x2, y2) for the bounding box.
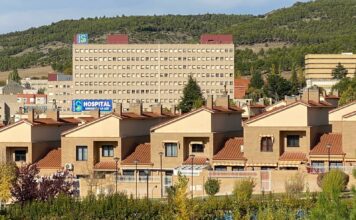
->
(144, 169, 149, 199)
(326, 143, 331, 172)
(159, 152, 163, 198)
(203, 158, 210, 197)
(134, 159, 139, 199)
(190, 154, 195, 200)
(113, 157, 120, 194)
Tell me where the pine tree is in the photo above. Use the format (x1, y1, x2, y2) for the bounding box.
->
(178, 75, 204, 113)
(332, 63, 348, 79)
(250, 70, 264, 89)
(8, 69, 21, 83)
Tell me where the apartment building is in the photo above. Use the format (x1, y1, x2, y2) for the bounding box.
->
(47, 73, 73, 112)
(305, 53, 356, 92)
(72, 34, 235, 110)
(21, 78, 48, 91)
(243, 88, 333, 170)
(0, 110, 81, 167)
(150, 95, 244, 173)
(60, 103, 176, 176)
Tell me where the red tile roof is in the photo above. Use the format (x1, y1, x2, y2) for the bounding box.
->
(36, 148, 62, 169)
(106, 34, 129, 44)
(94, 161, 117, 170)
(183, 156, 209, 165)
(279, 152, 307, 161)
(200, 34, 233, 44)
(209, 106, 244, 113)
(310, 133, 344, 155)
(234, 78, 250, 99)
(213, 138, 246, 161)
(121, 143, 152, 165)
(325, 95, 339, 99)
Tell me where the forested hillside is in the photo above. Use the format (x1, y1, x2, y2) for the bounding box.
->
(1, 0, 356, 75)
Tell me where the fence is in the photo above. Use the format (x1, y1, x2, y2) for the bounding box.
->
(115, 175, 173, 184)
(307, 165, 356, 174)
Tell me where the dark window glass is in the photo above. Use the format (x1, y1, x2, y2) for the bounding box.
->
(192, 144, 204, 153)
(14, 150, 26, 162)
(165, 143, 178, 157)
(261, 137, 273, 152)
(76, 146, 88, 161)
(287, 135, 300, 147)
(102, 145, 114, 157)
(214, 166, 227, 171)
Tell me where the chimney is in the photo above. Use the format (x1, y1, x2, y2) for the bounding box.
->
(47, 110, 60, 122)
(285, 95, 298, 105)
(215, 95, 230, 109)
(152, 104, 162, 116)
(301, 87, 320, 103)
(114, 103, 122, 116)
(130, 102, 143, 116)
(28, 110, 35, 123)
(206, 95, 213, 109)
(89, 109, 100, 119)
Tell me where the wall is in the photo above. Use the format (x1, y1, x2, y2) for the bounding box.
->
(211, 113, 242, 132)
(0, 122, 32, 142)
(342, 121, 356, 160)
(308, 108, 329, 126)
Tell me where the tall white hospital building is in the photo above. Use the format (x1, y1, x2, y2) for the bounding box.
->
(71, 34, 235, 110)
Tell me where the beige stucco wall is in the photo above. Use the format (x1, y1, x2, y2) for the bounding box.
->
(120, 118, 168, 137)
(154, 110, 212, 133)
(329, 103, 356, 122)
(247, 105, 308, 127)
(331, 121, 343, 133)
(211, 113, 242, 132)
(342, 121, 356, 160)
(32, 125, 76, 142)
(0, 123, 32, 142)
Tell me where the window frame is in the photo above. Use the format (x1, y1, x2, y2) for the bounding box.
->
(164, 142, 178, 157)
(102, 145, 114, 157)
(287, 135, 300, 147)
(76, 146, 88, 161)
(191, 143, 204, 153)
(260, 137, 273, 152)
(14, 150, 26, 162)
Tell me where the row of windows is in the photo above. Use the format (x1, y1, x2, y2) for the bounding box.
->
(75, 56, 233, 62)
(75, 64, 234, 70)
(74, 88, 233, 95)
(260, 135, 301, 152)
(48, 85, 71, 89)
(75, 48, 233, 54)
(75, 80, 232, 87)
(75, 72, 233, 79)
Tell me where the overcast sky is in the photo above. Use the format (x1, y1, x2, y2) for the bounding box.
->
(0, 0, 310, 34)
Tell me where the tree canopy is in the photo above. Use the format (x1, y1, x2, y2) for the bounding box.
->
(178, 75, 204, 113)
(332, 63, 348, 79)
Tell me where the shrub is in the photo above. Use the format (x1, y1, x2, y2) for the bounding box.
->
(285, 172, 305, 195)
(321, 170, 349, 194)
(204, 178, 220, 196)
(232, 178, 255, 202)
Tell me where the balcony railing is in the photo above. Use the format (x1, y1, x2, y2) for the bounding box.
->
(208, 171, 259, 178)
(307, 166, 356, 174)
(115, 175, 172, 184)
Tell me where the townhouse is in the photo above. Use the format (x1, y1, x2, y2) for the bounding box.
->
(0, 110, 83, 167)
(60, 103, 176, 176)
(150, 95, 244, 173)
(243, 88, 333, 170)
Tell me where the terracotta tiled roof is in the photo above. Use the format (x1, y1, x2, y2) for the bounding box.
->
(114, 111, 176, 120)
(249, 104, 265, 108)
(325, 95, 339, 99)
(213, 138, 246, 161)
(36, 148, 62, 169)
(121, 143, 152, 165)
(210, 106, 244, 113)
(279, 152, 307, 161)
(310, 133, 344, 155)
(234, 78, 250, 99)
(29, 117, 80, 126)
(183, 156, 209, 165)
(94, 161, 117, 170)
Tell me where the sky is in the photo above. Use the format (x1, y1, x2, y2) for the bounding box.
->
(0, 0, 310, 34)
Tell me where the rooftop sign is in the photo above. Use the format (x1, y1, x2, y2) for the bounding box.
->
(72, 99, 112, 112)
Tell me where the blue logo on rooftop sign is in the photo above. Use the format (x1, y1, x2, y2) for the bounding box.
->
(72, 99, 112, 112)
(76, 33, 88, 44)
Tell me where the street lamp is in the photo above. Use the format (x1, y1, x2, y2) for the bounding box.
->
(113, 157, 120, 194)
(134, 159, 139, 199)
(159, 152, 163, 198)
(190, 154, 195, 199)
(326, 143, 331, 172)
(144, 169, 150, 199)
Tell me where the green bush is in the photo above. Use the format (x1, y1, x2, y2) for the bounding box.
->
(204, 178, 220, 196)
(321, 170, 349, 194)
(232, 178, 255, 202)
(285, 172, 305, 195)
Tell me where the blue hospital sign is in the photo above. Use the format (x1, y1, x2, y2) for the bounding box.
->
(72, 99, 112, 112)
(76, 33, 88, 44)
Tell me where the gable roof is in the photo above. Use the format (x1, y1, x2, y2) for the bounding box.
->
(330, 100, 356, 113)
(151, 106, 243, 131)
(213, 137, 246, 161)
(183, 156, 209, 165)
(279, 152, 307, 161)
(310, 133, 344, 155)
(121, 143, 152, 165)
(94, 161, 116, 170)
(343, 111, 356, 119)
(245, 100, 332, 125)
(36, 148, 62, 169)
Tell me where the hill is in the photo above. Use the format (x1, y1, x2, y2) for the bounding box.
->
(1, 0, 356, 77)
